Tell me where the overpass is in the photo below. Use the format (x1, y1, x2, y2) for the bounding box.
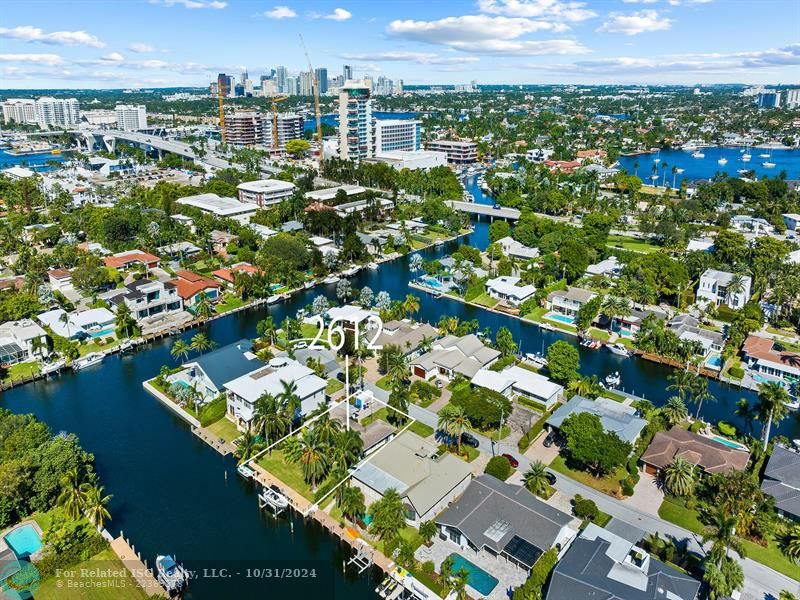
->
(445, 200, 521, 220)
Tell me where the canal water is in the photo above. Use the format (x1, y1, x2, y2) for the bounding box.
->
(2, 181, 798, 598)
(617, 146, 800, 188)
(0, 148, 67, 171)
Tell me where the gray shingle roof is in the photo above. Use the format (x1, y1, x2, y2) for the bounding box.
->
(761, 445, 800, 520)
(191, 339, 258, 390)
(546, 396, 647, 444)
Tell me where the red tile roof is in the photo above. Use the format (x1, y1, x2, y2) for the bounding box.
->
(171, 270, 220, 300)
(211, 263, 260, 283)
(104, 250, 160, 269)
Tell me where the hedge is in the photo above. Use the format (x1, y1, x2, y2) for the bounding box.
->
(728, 366, 744, 379)
(512, 548, 558, 600)
(199, 395, 227, 427)
(717, 421, 737, 437)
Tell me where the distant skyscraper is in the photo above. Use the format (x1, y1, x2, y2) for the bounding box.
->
(286, 77, 298, 96)
(395, 80, 404, 95)
(275, 66, 288, 94)
(315, 68, 328, 94)
(785, 89, 800, 109)
(217, 73, 235, 98)
(241, 70, 248, 85)
(756, 91, 781, 108)
(299, 71, 314, 96)
(343, 64, 353, 82)
(339, 81, 374, 161)
(35, 97, 80, 128)
(115, 104, 147, 131)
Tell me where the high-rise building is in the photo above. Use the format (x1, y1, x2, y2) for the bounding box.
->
(339, 81, 374, 161)
(275, 66, 288, 94)
(1, 99, 37, 124)
(35, 97, 80, 128)
(286, 77, 298, 96)
(425, 140, 478, 164)
(260, 80, 277, 97)
(343, 65, 353, 81)
(784, 89, 800, 109)
(374, 76, 393, 96)
(217, 73, 235, 98)
(363, 76, 374, 92)
(375, 119, 421, 153)
(226, 112, 266, 146)
(240, 70, 249, 85)
(265, 113, 304, 148)
(315, 68, 328, 94)
(299, 71, 314, 96)
(395, 80, 404, 95)
(115, 104, 147, 131)
(756, 91, 781, 108)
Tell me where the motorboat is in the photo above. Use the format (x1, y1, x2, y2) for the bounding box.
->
(604, 372, 622, 387)
(266, 294, 282, 304)
(117, 339, 135, 353)
(717, 158, 728, 166)
(525, 352, 548, 368)
(691, 151, 705, 159)
(259, 485, 290, 512)
(72, 352, 104, 371)
(741, 153, 751, 162)
(434, 239, 445, 247)
(607, 343, 632, 357)
(342, 265, 361, 277)
(539, 322, 555, 332)
(322, 275, 340, 285)
(156, 555, 188, 597)
(762, 161, 776, 168)
(40, 359, 66, 376)
(580, 338, 599, 349)
(366, 262, 379, 270)
(237, 463, 255, 479)
(303, 280, 315, 289)
(759, 152, 771, 158)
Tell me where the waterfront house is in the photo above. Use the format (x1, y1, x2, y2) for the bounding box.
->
(411, 334, 500, 380)
(211, 262, 260, 288)
(170, 270, 221, 311)
(667, 314, 724, 357)
(103, 249, 160, 271)
(47, 268, 73, 292)
(760, 445, 800, 522)
(608, 306, 667, 339)
(168, 339, 260, 403)
(545, 287, 598, 319)
(696, 269, 752, 310)
(438, 256, 489, 283)
(102, 279, 183, 321)
(38, 308, 116, 340)
(223, 357, 327, 430)
(495, 236, 539, 261)
(585, 256, 623, 279)
(0, 319, 49, 365)
(741, 334, 800, 385)
(546, 523, 701, 600)
(351, 431, 472, 526)
(372, 320, 439, 358)
(436, 475, 575, 572)
(485, 276, 536, 307)
(640, 427, 749, 477)
(471, 366, 563, 410)
(545, 396, 647, 445)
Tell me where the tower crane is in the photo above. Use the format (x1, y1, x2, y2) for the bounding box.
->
(270, 95, 289, 148)
(299, 34, 324, 169)
(218, 78, 227, 144)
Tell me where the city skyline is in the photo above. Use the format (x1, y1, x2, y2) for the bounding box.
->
(0, 0, 798, 89)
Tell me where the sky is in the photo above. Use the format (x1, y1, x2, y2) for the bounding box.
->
(0, 0, 798, 89)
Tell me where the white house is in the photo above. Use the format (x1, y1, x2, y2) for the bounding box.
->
(783, 213, 800, 232)
(495, 236, 539, 261)
(38, 308, 116, 340)
(236, 179, 296, 207)
(585, 256, 623, 278)
(47, 268, 73, 291)
(224, 357, 327, 431)
(176, 193, 258, 224)
(101, 279, 183, 321)
(731, 215, 774, 235)
(485, 276, 536, 306)
(0, 319, 49, 365)
(471, 365, 563, 409)
(696, 269, 752, 310)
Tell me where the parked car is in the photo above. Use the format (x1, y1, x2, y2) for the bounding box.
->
(502, 453, 519, 468)
(543, 431, 556, 448)
(294, 341, 308, 349)
(546, 472, 557, 485)
(493, 203, 501, 210)
(435, 379, 444, 389)
(336, 371, 347, 383)
(460, 432, 480, 448)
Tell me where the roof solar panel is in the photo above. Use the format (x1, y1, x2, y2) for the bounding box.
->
(504, 535, 542, 568)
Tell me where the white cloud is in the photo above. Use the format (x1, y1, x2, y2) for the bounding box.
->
(0, 25, 105, 48)
(150, 0, 227, 9)
(477, 0, 596, 22)
(128, 43, 155, 53)
(0, 53, 64, 66)
(597, 10, 673, 35)
(622, 0, 658, 3)
(264, 5, 297, 19)
(319, 8, 352, 21)
(340, 51, 480, 65)
(101, 52, 125, 62)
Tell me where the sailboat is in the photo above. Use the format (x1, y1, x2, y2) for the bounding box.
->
(691, 150, 705, 159)
(741, 146, 751, 162)
(762, 149, 775, 168)
(717, 157, 728, 165)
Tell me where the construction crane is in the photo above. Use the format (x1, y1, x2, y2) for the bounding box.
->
(217, 78, 227, 144)
(270, 95, 289, 149)
(299, 34, 324, 168)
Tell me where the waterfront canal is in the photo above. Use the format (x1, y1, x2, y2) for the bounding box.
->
(1, 217, 798, 597)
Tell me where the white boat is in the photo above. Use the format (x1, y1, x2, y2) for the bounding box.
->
(737, 169, 749, 174)
(525, 352, 548, 368)
(691, 151, 705, 159)
(156, 555, 188, 596)
(366, 262, 379, 270)
(259, 485, 290, 511)
(342, 265, 361, 277)
(322, 275, 340, 285)
(539, 322, 555, 332)
(237, 463, 255, 479)
(759, 152, 771, 158)
(741, 153, 751, 162)
(434, 239, 445, 247)
(72, 352, 104, 371)
(117, 339, 135, 353)
(607, 343, 631, 357)
(762, 161, 776, 168)
(303, 280, 315, 289)
(604, 372, 621, 387)
(267, 294, 282, 304)
(717, 158, 728, 166)
(40, 359, 66, 376)
(653, 158, 661, 164)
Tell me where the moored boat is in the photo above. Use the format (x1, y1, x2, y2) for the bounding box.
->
(72, 352, 104, 371)
(604, 372, 622, 387)
(366, 262, 379, 270)
(237, 463, 255, 479)
(156, 554, 188, 597)
(322, 275, 340, 285)
(607, 342, 632, 357)
(40, 359, 66, 376)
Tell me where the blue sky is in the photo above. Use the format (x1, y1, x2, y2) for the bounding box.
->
(1, 0, 798, 88)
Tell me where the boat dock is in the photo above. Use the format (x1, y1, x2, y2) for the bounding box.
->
(111, 533, 168, 597)
(192, 425, 235, 456)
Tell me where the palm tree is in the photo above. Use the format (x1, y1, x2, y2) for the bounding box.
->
(312, 413, 341, 445)
(369, 488, 406, 543)
(663, 458, 696, 497)
(437, 404, 469, 455)
(724, 274, 747, 306)
(451, 568, 470, 600)
(256, 316, 277, 344)
(689, 378, 716, 420)
(402, 294, 420, 319)
(781, 524, 800, 563)
(278, 379, 301, 426)
(235, 428, 257, 463)
(338, 485, 366, 523)
(58, 311, 72, 338)
(667, 370, 694, 402)
(297, 430, 329, 490)
(194, 292, 215, 320)
(388, 386, 410, 425)
(190, 332, 215, 354)
(57, 468, 87, 520)
(170, 339, 191, 362)
(386, 352, 410, 387)
(755, 381, 790, 451)
(82, 484, 113, 529)
(662, 396, 688, 427)
(702, 506, 746, 567)
(332, 429, 364, 469)
(254, 393, 289, 448)
(114, 302, 137, 339)
(522, 460, 550, 497)
(734, 398, 756, 435)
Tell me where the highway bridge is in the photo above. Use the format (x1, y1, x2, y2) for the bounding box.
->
(445, 200, 521, 220)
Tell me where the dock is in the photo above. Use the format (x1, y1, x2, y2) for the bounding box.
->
(192, 425, 235, 456)
(110, 533, 167, 597)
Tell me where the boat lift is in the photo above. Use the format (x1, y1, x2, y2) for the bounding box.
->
(347, 539, 374, 574)
(258, 485, 289, 516)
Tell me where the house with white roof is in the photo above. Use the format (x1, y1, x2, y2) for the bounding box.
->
(412, 334, 501, 380)
(696, 268, 752, 310)
(731, 215, 774, 235)
(38, 308, 116, 340)
(236, 179, 296, 207)
(585, 256, 623, 278)
(485, 276, 536, 306)
(686, 238, 715, 253)
(546, 395, 648, 445)
(783, 213, 800, 232)
(0, 319, 49, 365)
(471, 365, 563, 409)
(224, 356, 327, 430)
(495, 236, 539, 261)
(176, 193, 258, 223)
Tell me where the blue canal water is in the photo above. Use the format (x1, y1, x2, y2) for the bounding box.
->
(0, 148, 67, 171)
(0, 174, 797, 597)
(617, 147, 800, 188)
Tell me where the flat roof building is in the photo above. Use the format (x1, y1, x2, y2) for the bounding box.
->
(425, 139, 477, 164)
(236, 179, 296, 207)
(176, 193, 258, 223)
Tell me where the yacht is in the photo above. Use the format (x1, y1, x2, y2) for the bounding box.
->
(72, 352, 104, 371)
(741, 152, 751, 162)
(303, 280, 315, 289)
(604, 372, 622, 387)
(717, 157, 728, 166)
(156, 555, 188, 597)
(322, 275, 340, 285)
(342, 265, 361, 277)
(762, 160, 776, 168)
(117, 339, 135, 353)
(607, 343, 631, 357)
(366, 262, 379, 270)
(267, 294, 282, 304)
(691, 151, 705, 159)
(40, 359, 66, 376)
(434, 239, 445, 247)
(524, 352, 548, 368)
(237, 463, 255, 479)
(759, 152, 771, 158)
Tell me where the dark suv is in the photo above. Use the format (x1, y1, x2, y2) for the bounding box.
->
(461, 432, 480, 448)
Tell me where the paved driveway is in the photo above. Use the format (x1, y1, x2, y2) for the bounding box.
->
(523, 430, 560, 465)
(621, 472, 664, 516)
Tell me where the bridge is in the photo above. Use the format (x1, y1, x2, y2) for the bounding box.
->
(445, 200, 521, 220)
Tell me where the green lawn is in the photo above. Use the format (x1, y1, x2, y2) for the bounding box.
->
(523, 306, 548, 322)
(657, 497, 704, 533)
(36, 549, 150, 600)
(375, 374, 393, 391)
(257, 449, 313, 500)
(215, 293, 245, 314)
(589, 328, 611, 342)
(601, 390, 627, 403)
(549, 454, 625, 496)
(408, 420, 435, 438)
(472, 424, 511, 441)
(360, 407, 389, 427)
(607, 234, 661, 254)
(439, 443, 480, 463)
(472, 293, 499, 308)
(78, 337, 120, 357)
(326, 378, 344, 394)
(206, 417, 241, 443)
(359, 406, 433, 439)
(542, 313, 578, 332)
(3, 360, 40, 382)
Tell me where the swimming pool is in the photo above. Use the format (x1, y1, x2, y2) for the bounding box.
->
(4, 524, 42, 558)
(545, 312, 575, 325)
(447, 553, 499, 596)
(711, 436, 747, 451)
(88, 328, 115, 338)
(421, 276, 443, 290)
(705, 354, 723, 368)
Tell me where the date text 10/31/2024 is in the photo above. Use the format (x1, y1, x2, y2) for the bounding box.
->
(300, 315, 383, 352)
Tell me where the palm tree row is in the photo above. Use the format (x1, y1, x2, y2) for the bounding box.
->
(57, 468, 113, 529)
